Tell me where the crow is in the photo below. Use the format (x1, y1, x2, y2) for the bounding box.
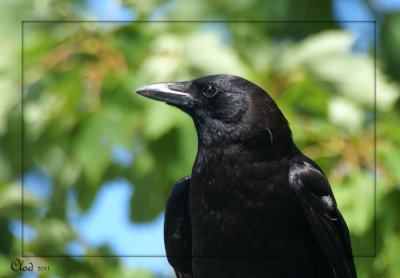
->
(135, 75, 357, 278)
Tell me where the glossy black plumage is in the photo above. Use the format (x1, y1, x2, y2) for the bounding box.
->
(135, 74, 357, 278)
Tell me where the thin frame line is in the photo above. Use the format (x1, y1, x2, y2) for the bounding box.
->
(21, 20, 25, 257)
(21, 20, 378, 259)
(373, 21, 377, 258)
(22, 20, 377, 23)
(21, 255, 377, 258)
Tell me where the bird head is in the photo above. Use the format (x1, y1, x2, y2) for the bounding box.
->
(135, 75, 295, 154)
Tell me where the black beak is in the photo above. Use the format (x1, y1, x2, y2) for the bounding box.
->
(134, 82, 195, 108)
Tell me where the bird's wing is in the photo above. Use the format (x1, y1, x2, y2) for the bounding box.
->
(164, 176, 193, 278)
(288, 159, 357, 278)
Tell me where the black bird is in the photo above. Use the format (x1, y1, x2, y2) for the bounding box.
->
(135, 75, 357, 278)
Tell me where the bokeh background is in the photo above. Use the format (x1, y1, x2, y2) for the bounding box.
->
(1, 0, 400, 277)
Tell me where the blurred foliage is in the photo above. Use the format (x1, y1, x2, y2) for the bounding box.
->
(0, 0, 400, 277)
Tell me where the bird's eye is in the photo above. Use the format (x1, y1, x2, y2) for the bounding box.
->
(202, 85, 217, 97)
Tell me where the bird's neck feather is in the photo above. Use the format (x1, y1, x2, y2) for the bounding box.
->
(193, 117, 297, 158)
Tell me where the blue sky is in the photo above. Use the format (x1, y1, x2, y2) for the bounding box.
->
(17, 169, 172, 277)
(67, 179, 171, 275)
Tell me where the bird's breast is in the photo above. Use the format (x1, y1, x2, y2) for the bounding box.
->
(190, 147, 307, 257)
